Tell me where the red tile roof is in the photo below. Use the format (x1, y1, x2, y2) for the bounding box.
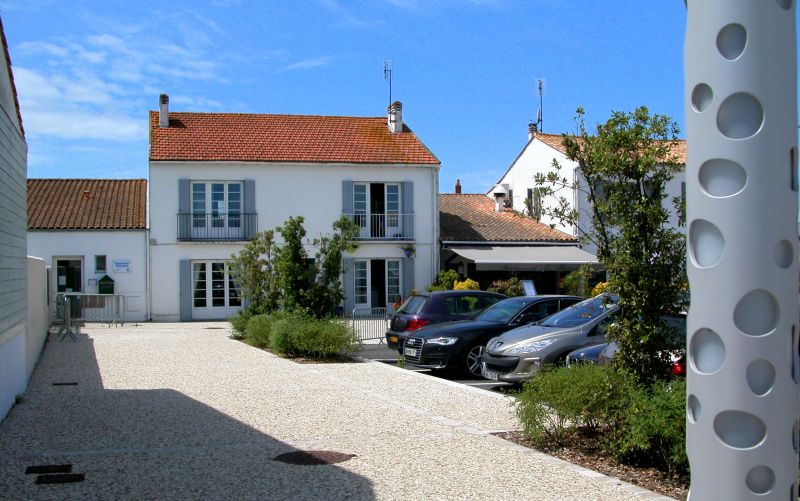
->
(535, 132, 686, 164)
(28, 179, 147, 230)
(149, 111, 440, 165)
(440, 194, 576, 243)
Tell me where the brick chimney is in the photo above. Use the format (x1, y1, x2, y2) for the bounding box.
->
(455, 179, 462, 194)
(388, 101, 403, 133)
(159, 94, 169, 128)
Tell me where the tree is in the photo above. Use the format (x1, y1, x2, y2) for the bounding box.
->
(228, 229, 280, 314)
(534, 107, 686, 382)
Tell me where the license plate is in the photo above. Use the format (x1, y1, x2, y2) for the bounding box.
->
(404, 347, 418, 357)
(483, 368, 499, 381)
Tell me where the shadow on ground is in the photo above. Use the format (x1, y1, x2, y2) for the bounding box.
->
(0, 332, 375, 499)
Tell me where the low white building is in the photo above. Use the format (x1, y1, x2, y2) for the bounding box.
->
(491, 129, 686, 256)
(27, 179, 150, 322)
(149, 97, 440, 321)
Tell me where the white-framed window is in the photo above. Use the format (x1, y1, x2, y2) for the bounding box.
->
(192, 260, 241, 309)
(354, 183, 367, 228)
(192, 181, 242, 229)
(353, 259, 402, 308)
(386, 259, 401, 305)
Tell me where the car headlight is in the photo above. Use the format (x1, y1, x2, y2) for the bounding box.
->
(425, 337, 458, 346)
(507, 338, 556, 354)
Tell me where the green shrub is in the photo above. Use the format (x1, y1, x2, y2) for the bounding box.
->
(612, 379, 688, 477)
(426, 269, 460, 292)
(515, 364, 633, 446)
(454, 278, 480, 290)
(244, 311, 291, 348)
(487, 277, 523, 297)
(270, 314, 357, 358)
(229, 310, 251, 340)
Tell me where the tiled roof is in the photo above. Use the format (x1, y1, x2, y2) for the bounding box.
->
(149, 111, 440, 165)
(535, 132, 686, 164)
(440, 194, 576, 243)
(28, 179, 147, 230)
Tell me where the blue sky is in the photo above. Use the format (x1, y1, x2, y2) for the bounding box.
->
(2, 1, 689, 193)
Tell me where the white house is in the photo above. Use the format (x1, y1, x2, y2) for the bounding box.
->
(27, 179, 150, 322)
(491, 128, 687, 256)
(149, 97, 441, 321)
(0, 15, 35, 421)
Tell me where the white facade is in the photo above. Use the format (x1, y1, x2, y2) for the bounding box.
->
(27, 230, 150, 321)
(495, 134, 686, 256)
(149, 161, 439, 321)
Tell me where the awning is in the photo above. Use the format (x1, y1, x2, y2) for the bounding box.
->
(447, 245, 599, 271)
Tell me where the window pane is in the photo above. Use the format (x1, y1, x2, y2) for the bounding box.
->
(354, 184, 367, 228)
(192, 263, 206, 307)
(387, 260, 400, 304)
(95, 255, 106, 273)
(354, 261, 367, 304)
(211, 262, 225, 306)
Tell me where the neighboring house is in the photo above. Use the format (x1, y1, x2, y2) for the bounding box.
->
(491, 128, 687, 255)
(439, 190, 597, 293)
(149, 97, 440, 321)
(0, 15, 34, 420)
(27, 179, 150, 322)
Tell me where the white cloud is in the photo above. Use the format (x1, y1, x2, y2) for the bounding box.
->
(283, 56, 338, 71)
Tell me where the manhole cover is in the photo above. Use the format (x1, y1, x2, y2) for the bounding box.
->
(274, 451, 356, 465)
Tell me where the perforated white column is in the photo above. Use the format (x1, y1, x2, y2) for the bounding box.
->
(685, 2, 800, 499)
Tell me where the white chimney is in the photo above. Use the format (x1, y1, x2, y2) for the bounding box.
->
(528, 122, 538, 140)
(493, 184, 508, 212)
(388, 101, 403, 133)
(159, 93, 169, 128)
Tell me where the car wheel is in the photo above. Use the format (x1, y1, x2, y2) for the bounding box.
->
(465, 344, 484, 378)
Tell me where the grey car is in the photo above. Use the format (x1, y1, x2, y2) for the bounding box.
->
(480, 294, 618, 383)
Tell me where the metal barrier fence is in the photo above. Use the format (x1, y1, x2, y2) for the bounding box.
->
(350, 306, 390, 343)
(56, 293, 126, 327)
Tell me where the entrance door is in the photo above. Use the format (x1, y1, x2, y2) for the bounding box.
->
(56, 259, 82, 293)
(191, 260, 242, 319)
(354, 259, 402, 309)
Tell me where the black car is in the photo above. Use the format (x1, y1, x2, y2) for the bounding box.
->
(385, 290, 507, 351)
(402, 295, 582, 377)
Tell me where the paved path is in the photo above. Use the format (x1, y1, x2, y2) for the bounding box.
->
(0, 323, 673, 500)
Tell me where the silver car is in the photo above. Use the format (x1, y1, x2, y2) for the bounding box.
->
(481, 294, 618, 383)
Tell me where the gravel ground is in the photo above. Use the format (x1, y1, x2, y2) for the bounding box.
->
(0, 322, 675, 500)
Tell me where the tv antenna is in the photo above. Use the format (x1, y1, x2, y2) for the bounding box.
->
(535, 78, 544, 133)
(383, 60, 393, 106)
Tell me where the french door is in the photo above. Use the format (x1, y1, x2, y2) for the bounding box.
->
(191, 260, 242, 319)
(353, 259, 401, 309)
(191, 182, 243, 240)
(352, 183, 401, 239)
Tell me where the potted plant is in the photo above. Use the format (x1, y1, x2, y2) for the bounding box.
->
(401, 243, 415, 258)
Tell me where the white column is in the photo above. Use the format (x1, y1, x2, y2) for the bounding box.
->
(685, 2, 799, 499)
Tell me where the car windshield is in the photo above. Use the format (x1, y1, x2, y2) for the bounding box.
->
(396, 296, 426, 315)
(538, 295, 616, 328)
(474, 299, 529, 323)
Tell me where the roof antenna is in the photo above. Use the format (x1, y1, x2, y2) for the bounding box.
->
(383, 60, 393, 107)
(536, 78, 544, 133)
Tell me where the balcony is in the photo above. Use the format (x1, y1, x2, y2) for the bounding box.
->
(177, 212, 257, 241)
(345, 213, 415, 240)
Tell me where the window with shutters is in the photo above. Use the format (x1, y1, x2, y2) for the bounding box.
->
(179, 180, 256, 241)
(347, 182, 413, 240)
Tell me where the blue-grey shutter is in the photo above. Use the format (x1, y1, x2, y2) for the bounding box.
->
(243, 179, 256, 239)
(403, 257, 415, 296)
(179, 259, 192, 321)
(178, 179, 190, 240)
(401, 181, 414, 239)
(342, 180, 354, 215)
(342, 258, 355, 316)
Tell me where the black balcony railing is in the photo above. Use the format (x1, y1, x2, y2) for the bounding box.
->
(177, 212, 257, 241)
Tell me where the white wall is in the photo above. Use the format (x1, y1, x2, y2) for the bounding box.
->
(27, 230, 149, 321)
(496, 138, 578, 234)
(25, 256, 48, 380)
(149, 161, 439, 320)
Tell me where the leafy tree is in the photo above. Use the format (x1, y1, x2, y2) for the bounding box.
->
(426, 269, 460, 292)
(560, 264, 598, 297)
(228, 229, 280, 314)
(534, 107, 686, 382)
(302, 216, 360, 318)
(274, 216, 315, 312)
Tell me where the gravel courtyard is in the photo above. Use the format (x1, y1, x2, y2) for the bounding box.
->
(0, 322, 673, 500)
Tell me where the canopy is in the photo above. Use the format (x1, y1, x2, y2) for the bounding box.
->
(447, 245, 599, 271)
